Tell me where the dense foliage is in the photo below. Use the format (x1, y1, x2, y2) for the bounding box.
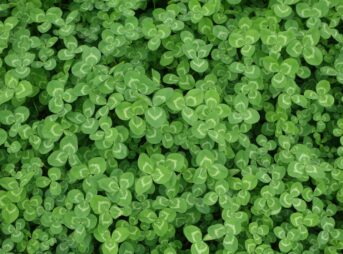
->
(0, 0, 343, 253)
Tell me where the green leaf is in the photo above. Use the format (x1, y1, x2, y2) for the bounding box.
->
(60, 134, 78, 154)
(145, 107, 167, 128)
(196, 150, 215, 167)
(190, 58, 209, 73)
(303, 46, 323, 66)
(138, 153, 154, 174)
(15, 80, 33, 99)
(0, 177, 18, 190)
(243, 108, 260, 124)
(112, 227, 129, 243)
(135, 175, 153, 195)
(191, 242, 209, 254)
(280, 58, 299, 76)
(90, 195, 111, 214)
(207, 164, 228, 180)
(205, 224, 226, 240)
(153, 218, 168, 236)
(152, 165, 173, 184)
(242, 174, 258, 190)
(101, 242, 118, 254)
(166, 153, 185, 172)
(234, 94, 248, 112)
(0, 128, 7, 145)
(153, 88, 174, 106)
(279, 239, 293, 253)
(185, 89, 204, 107)
(0, 88, 14, 105)
(72, 61, 92, 78)
(2, 203, 19, 224)
(88, 157, 107, 175)
(184, 225, 203, 243)
(82, 47, 101, 65)
(229, 31, 245, 48)
(273, 3, 292, 18)
(119, 172, 134, 189)
(223, 234, 238, 251)
(286, 40, 303, 57)
(129, 116, 146, 137)
(296, 3, 312, 18)
(202, 0, 219, 16)
(47, 150, 68, 167)
(42, 121, 63, 140)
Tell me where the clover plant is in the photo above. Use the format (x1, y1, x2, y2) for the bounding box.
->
(0, 0, 343, 253)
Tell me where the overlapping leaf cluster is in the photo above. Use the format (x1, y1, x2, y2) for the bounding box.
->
(0, 0, 343, 253)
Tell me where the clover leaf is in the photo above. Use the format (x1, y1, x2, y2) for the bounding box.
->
(181, 34, 212, 73)
(286, 29, 323, 66)
(142, 17, 171, 51)
(47, 134, 79, 167)
(184, 225, 209, 254)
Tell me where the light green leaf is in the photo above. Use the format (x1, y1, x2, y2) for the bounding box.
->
(145, 106, 167, 128)
(135, 175, 153, 195)
(184, 225, 203, 243)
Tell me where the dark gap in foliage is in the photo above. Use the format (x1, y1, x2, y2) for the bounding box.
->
(326, 135, 341, 149)
(25, 97, 50, 121)
(92, 236, 102, 253)
(334, 210, 343, 228)
(212, 208, 222, 221)
(26, 24, 41, 38)
(244, 0, 269, 8)
(151, 0, 169, 9)
(307, 226, 321, 236)
(336, 20, 343, 34)
(58, 0, 73, 10)
(325, 36, 341, 48)
(271, 240, 279, 250)
(136, 0, 169, 17)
